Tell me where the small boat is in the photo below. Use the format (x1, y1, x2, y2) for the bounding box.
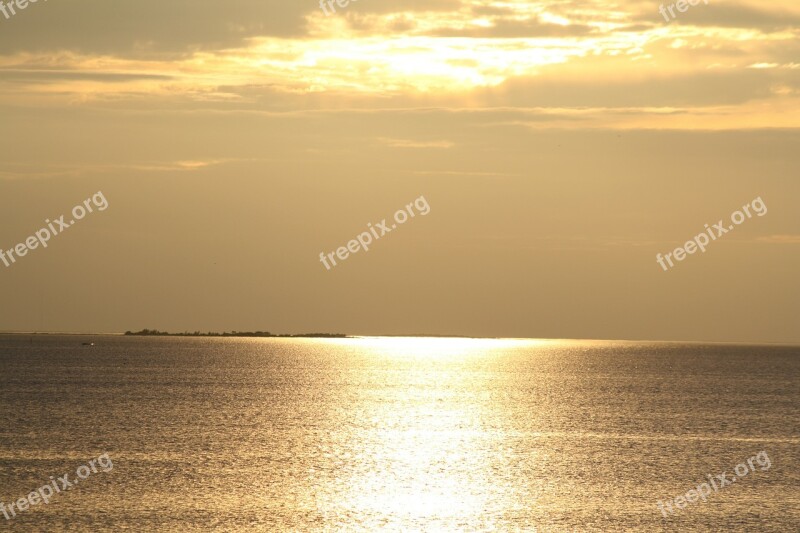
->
(82, 342, 95, 346)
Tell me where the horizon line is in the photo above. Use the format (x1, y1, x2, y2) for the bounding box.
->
(0, 331, 798, 347)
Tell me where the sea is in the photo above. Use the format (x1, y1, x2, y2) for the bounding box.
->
(0, 335, 798, 532)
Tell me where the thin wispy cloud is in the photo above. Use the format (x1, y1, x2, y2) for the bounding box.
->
(378, 138, 455, 148)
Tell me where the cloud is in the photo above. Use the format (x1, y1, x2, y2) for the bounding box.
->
(0, 68, 172, 83)
(0, 0, 310, 57)
(492, 68, 800, 108)
(0, 159, 252, 180)
(378, 138, 454, 148)
(424, 17, 594, 38)
(412, 170, 518, 178)
(665, 3, 800, 31)
(756, 234, 800, 244)
(0, 0, 466, 57)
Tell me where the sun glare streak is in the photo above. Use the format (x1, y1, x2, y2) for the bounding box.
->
(308, 334, 549, 527)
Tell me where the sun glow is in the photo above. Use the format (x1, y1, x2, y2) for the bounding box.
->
(333, 336, 557, 359)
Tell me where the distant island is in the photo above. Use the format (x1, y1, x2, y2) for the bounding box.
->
(124, 329, 347, 338)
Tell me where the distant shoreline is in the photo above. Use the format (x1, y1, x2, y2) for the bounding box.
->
(123, 329, 347, 338)
(0, 330, 348, 338)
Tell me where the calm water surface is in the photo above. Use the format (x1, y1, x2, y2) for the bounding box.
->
(0, 335, 798, 531)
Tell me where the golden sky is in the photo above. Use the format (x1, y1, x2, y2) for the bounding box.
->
(1, 0, 798, 342)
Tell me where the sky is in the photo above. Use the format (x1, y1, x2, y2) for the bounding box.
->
(0, 0, 798, 343)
